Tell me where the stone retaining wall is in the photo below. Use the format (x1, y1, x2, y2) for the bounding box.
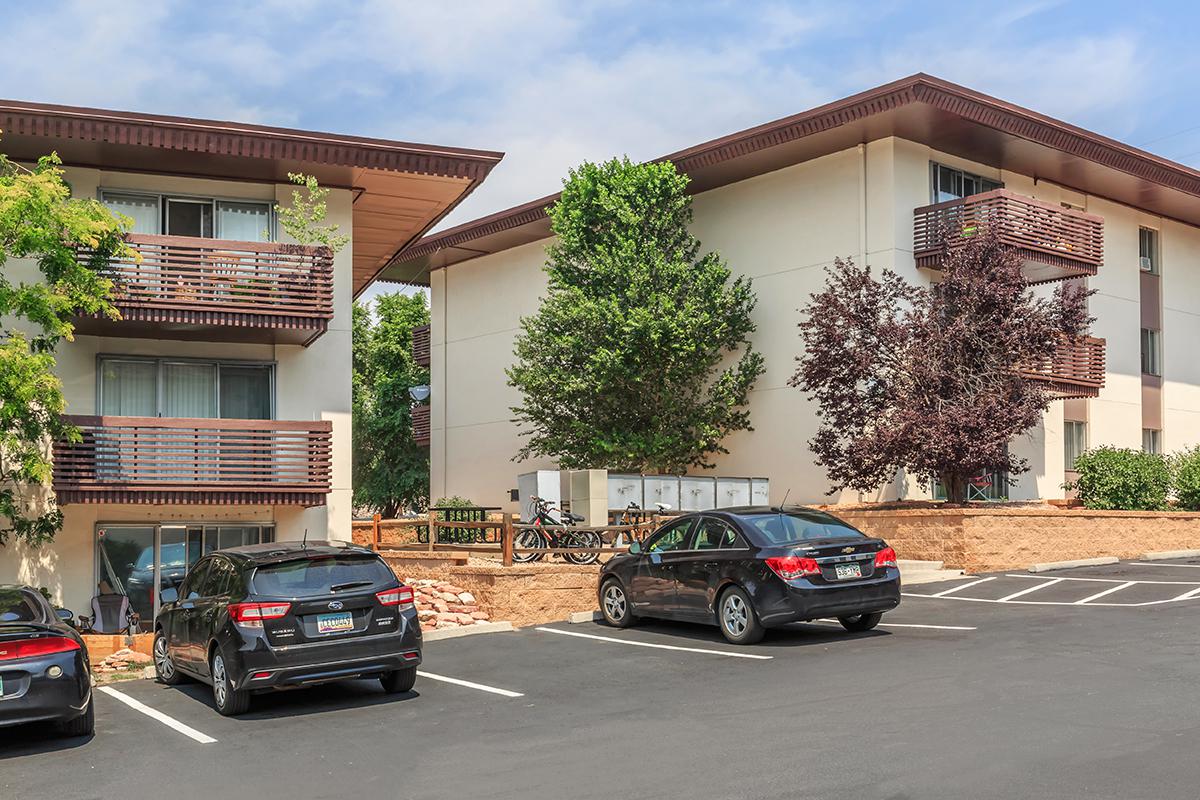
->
(832, 506, 1200, 573)
(379, 554, 599, 627)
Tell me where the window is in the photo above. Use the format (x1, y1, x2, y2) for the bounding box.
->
(644, 519, 696, 553)
(252, 556, 394, 596)
(693, 519, 745, 550)
(1141, 329, 1161, 376)
(736, 511, 865, 546)
(99, 357, 274, 420)
(1143, 429, 1162, 455)
(931, 163, 1002, 203)
(99, 191, 272, 242)
(1064, 421, 1087, 470)
(1139, 228, 1159, 274)
(0, 588, 47, 624)
(180, 560, 210, 601)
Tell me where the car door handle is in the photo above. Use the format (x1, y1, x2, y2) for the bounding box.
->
(703, 562, 719, 569)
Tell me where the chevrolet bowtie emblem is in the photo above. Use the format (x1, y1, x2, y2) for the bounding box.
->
(841, 547, 855, 554)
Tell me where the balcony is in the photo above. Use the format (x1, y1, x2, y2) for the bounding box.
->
(53, 416, 333, 506)
(412, 324, 431, 367)
(1020, 335, 1106, 399)
(914, 189, 1104, 283)
(76, 234, 334, 345)
(412, 404, 430, 447)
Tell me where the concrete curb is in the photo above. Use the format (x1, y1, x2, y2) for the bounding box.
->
(1028, 556, 1119, 573)
(1141, 549, 1200, 561)
(568, 611, 602, 624)
(423, 621, 514, 641)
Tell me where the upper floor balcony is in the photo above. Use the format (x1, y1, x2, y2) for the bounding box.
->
(913, 189, 1104, 284)
(76, 234, 334, 345)
(1020, 335, 1106, 399)
(53, 415, 333, 506)
(412, 323, 431, 367)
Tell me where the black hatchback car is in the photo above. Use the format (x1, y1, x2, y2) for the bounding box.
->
(598, 507, 900, 644)
(154, 541, 421, 716)
(0, 585, 93, 736)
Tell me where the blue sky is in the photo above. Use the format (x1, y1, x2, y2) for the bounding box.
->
(4, 1, 1199, 243)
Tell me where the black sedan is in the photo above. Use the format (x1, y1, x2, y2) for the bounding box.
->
(0, 585, 93, 736)
(598, 507, 900, 644)
(154, 541, 421, 716)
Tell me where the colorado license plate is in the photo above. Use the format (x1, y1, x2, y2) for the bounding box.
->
(835, 563, 862, 580)
(316, 611, 353, 633)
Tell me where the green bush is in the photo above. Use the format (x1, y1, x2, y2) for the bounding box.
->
(1172, 447, 1200, 511)
(1067, 447, 1171, 510)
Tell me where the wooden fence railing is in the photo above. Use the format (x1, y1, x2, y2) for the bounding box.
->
(1019, 335, 1106, 398)
(363, 513, 660, 566)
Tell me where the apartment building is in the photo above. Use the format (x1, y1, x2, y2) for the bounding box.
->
(386, 74, 1200, 510)
(0, 99, 501, 620)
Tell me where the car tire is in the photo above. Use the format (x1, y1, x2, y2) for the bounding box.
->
(58, 696, 94, 737)
(599, 579, 636, 628)
(838, 612, 883, 632)
(210, 649, 251, 717)
(153, 629, 184, 686)
(380, 667, 417, 694)
(717, 586, 765, 645)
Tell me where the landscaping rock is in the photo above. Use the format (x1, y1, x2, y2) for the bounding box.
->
(457, 592, 476, 605)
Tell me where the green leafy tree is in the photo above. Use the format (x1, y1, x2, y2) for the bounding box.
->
(274, 172, 350, 251)
(0, 148, 133, 547)
(353, 292, 430, 516)
(508, 157, 764, 473)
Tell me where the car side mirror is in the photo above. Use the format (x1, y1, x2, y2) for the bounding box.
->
(160, 587, 179, 604)
(628, 541, 642, 555)
(55, 608, 74, 622)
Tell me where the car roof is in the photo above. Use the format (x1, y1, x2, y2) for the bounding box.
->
(213, 541, 377, 566)
(702, 505, 835, 517)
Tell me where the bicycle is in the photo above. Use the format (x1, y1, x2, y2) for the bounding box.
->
(613, 501, 671, 547)
(513, 497, 601, 565)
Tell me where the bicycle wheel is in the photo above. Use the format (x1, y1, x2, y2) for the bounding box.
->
(563, 529, 601, 565)
(512, 528, 545, 563)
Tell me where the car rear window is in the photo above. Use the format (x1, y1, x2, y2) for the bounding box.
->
(736, 511, 865, 546)
(251, 556, 394, 597)
(0, 589, 47, 624)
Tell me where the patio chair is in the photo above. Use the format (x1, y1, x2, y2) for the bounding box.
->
(80, 589, 139, 635)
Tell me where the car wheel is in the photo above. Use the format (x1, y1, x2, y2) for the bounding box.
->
(58, 696, 94, 737)
(153, 629, 183, 686)
(210, 649, 250, 717)
(380, 667, 417, 694)
(599, 579, 636, 628)
(838, 612, 883, 632)
(717, 586, 765, 645)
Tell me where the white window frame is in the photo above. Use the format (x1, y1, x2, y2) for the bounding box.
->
(99, 188, 276, 241)
(1141, 328, 1162, 377)
(96, 354, 277, 420)
(1064, 420, 1088, 470)
(1142, 429, 1162, 455)
(1139, 227, 1159, 274)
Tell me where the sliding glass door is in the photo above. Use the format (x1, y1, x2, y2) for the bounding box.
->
(99, 357, 274, 420)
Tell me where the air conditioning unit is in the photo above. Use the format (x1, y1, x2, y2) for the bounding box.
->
(1140, 256, 1154, 271)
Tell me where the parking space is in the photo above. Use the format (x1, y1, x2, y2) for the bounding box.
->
(5, 559, 1200, 800)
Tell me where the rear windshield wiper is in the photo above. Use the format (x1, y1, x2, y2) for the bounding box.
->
(330, 580, 373, 592)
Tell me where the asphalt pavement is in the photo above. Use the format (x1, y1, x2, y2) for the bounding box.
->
(4, 558, 1200, 800)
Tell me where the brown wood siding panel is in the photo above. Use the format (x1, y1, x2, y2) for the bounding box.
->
(1020, 336, 1107, 399)
(412, 404, 430, 447)
(412, 324, 431, 367)
(53, 416, 333, 505)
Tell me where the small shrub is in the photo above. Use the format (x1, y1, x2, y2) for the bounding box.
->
(1067, 447, 1171, 510)
(1172, 447, 1200, 511)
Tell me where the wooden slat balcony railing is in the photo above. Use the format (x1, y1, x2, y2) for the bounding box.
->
(77, 233, 334, 345)
(1020, 335, 1106, 399)
(914, 189, 1104, 283)
(53, 415, 333, 506)
(412, 404, 431, 447)
(412, 324, 431, 367)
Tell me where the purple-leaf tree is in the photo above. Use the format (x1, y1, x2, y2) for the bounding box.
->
(790, 226, 1092, 504)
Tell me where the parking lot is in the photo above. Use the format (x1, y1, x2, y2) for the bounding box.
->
(5, 557, 1200, 800)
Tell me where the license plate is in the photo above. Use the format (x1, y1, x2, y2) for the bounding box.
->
(835, 563, 863, 580)
(316, 611, 353, 634)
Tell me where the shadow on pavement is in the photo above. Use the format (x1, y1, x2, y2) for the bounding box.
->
(576, 619, 890, 648)
(0, 722, 92, 759)
(166, 679, 420, 721)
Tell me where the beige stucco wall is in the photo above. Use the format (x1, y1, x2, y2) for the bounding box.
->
(431, 136, 1200, 512)
(0, 166, 353, 608)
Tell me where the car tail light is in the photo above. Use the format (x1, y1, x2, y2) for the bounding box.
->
(765, 556, 821, 580)
(228, 602, 291, 626)
(874, 547, 897, 569)
(376, 586, 414, 608)
(0, 636, 80, 661)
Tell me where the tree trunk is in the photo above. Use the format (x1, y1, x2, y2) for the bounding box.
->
(941, 473, 968, 505)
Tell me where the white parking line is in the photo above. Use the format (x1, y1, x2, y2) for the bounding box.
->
(930, 576, 996, 597)
(1169, 586, 1200, 602)
(98, 686, 216, 744)
(997, 579, 1063, 602)
(1003, 574, 1200, 585)
(814, 619, 976, 631)
(1075, 581, 1137, 605)
(1131, 562, 1200, 569)
(535, 626, 773, 659)
(416, 671, 524, 698)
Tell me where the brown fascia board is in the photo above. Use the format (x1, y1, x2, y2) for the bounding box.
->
(0, 98, 503, 180)
(395, 72, 1200, 270)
